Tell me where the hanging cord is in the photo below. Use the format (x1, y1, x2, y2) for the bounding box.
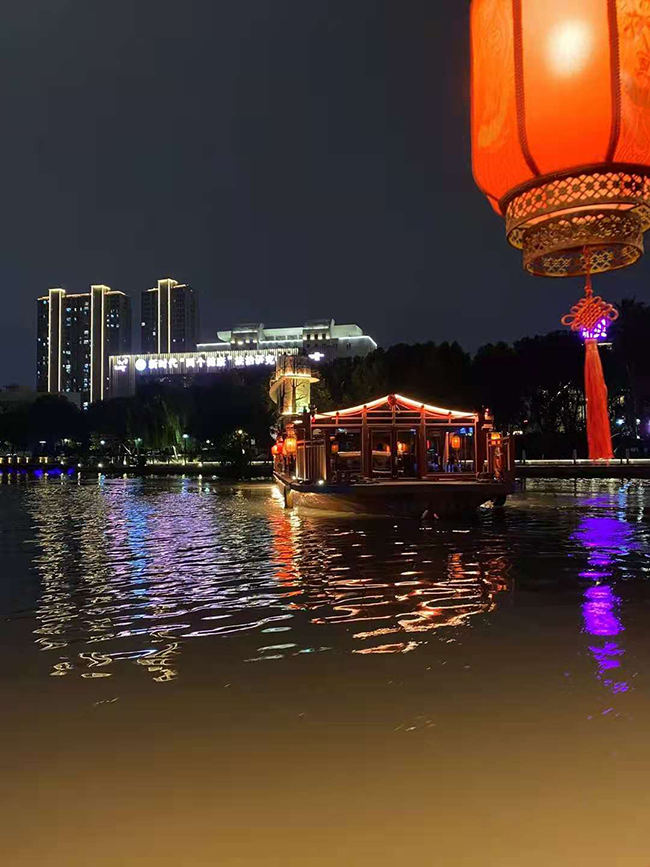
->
(583, 246, 593, 298)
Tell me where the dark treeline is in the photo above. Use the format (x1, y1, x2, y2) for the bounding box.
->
(2, 299, 649, 463)
(0, 369, 275, 468)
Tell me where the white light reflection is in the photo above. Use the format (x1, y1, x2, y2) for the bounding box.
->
(547, 20, 593, 77)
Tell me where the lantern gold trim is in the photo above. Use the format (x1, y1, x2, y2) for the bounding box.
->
(503, 165, 650, 277)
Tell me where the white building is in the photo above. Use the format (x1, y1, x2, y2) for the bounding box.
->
(199, 319, 376, 362)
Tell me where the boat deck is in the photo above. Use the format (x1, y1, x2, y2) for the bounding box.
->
(274, 472, 514, 517)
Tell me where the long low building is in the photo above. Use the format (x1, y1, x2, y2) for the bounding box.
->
(199, 319, 377, 360)
(109, 319, 376, 398)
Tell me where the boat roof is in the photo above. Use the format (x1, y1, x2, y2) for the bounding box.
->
(312, 394, 477, 424)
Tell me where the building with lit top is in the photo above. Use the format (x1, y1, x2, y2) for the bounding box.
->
(108, 319, 376, 398)
(141, 278, 198, 354)
(200, 319, 376, 361)
(36, 285, 131, 406)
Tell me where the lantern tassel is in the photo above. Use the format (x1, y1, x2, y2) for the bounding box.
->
(584, 338, 613, 461)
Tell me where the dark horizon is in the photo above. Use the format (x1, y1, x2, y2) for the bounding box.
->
(3, 0, 650, 387)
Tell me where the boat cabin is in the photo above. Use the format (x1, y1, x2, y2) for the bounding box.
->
(274, 393, 512, 485)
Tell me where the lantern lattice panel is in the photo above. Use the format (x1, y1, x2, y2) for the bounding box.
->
(521, 209, 645, 277)
(505, 169, 650, 238)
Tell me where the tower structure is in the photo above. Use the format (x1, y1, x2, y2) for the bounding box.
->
(36, 285, 131, 405)
(141, 278, 198, 354)
(269, 355, 319, 417)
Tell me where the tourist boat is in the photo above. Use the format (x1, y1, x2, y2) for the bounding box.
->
(271, 386, 515, 518)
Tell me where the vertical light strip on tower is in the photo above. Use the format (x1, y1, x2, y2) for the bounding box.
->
(167, 280, 172, 353)
(47, 288, 64, 393)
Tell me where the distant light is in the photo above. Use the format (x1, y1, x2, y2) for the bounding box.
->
(97, 463, 103, 469)
(317, 479, 325, 486)
(182, 434, 189, 440)
(616, 418, 624, 427)
(636, 418, 641, 425)
(100, 440, 106, 446)
(135, 358, 147, 372)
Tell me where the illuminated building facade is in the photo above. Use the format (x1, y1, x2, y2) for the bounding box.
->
(141, 278, 198, 353)
(109, 346, 300, 398)
(36, 285, 131, 406)
(108, 319, 376, 398)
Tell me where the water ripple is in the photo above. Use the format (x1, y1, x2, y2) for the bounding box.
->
(3, 476, 645, 684)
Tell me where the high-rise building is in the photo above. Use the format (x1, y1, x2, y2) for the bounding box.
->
(36, 285, 131, 406)
(141, 278, 198, 354)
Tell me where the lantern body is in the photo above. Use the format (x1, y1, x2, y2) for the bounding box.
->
(450, 434, 462, 450)
(471, 0, 650, 276)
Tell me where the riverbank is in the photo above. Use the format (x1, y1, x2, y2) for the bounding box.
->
(516, 459, 650, 480)
(4, 458, 650, 482)
(0, 460, 274, 481)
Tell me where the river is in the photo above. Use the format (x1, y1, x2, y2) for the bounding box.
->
(1, 477, 649, 865)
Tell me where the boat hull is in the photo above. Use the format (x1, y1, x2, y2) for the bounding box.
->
(274, 473, 513, 518)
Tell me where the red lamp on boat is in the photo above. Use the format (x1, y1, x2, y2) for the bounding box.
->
(450, 434, 462, 451)
(283, 436, 297, 455)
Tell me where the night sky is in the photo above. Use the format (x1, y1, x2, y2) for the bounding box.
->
(3, 0, 650, 385)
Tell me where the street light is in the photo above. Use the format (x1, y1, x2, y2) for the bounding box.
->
(182, 433, 189, 465)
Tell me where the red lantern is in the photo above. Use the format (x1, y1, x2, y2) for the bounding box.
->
(283, 436, 297, 455)
(450, 434, 462, 451)
(471, 0, 650, 277)
(271, 443, 281, 456)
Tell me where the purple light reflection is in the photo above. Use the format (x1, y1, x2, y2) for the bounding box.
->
(574, 516, 631, 697)
(572, 516, 637, 560)
(582, 586, 624, 637)
(588, 642, 624, 672)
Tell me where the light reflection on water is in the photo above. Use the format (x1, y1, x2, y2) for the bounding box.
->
(25, 478, 512, 680)
(14, 476, 648, 689)
(4, 476, 650, 866)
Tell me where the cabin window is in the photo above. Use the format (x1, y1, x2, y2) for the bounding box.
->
(396, 430, 418, 478)
(426, 427, 475, 473)
(333, 431, 361, 477)
(370, 430, 392, 477)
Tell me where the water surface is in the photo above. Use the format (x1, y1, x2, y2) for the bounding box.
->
(1, 477, 650, 865)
